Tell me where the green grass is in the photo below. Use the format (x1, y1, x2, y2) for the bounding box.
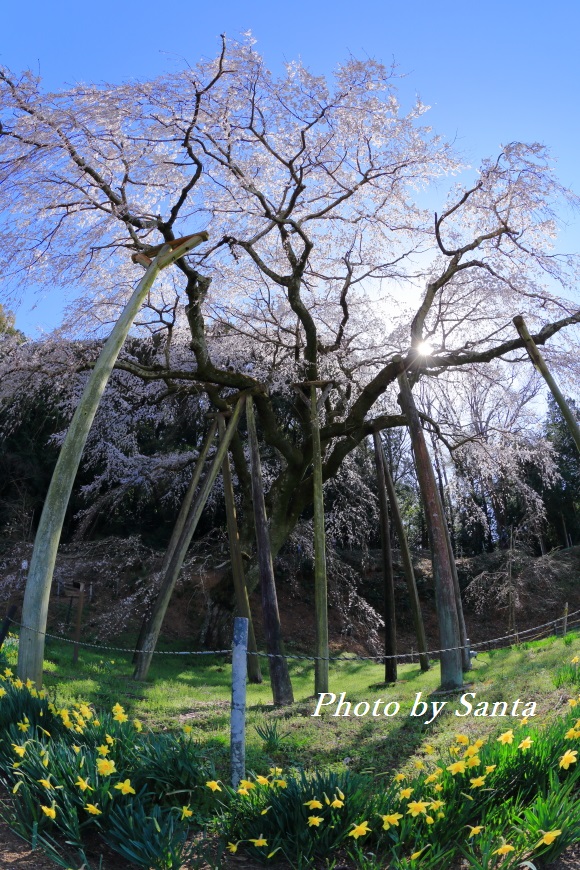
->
(3, 631, 579, 780)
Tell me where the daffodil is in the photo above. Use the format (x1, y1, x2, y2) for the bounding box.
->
(348, 821, 370, 839)
(37, 778, 53, 790)
(16, 717, 30, 733)
(424, 744, 434, 754)
(538, 830, 562, 846)
(466, 756, 481, 768)
(414, 759, 425, 770)
(426, 815, 434, 824)
(75, 777, 92, 792)
(381, 812, 403, 830)
(304, 799, 323, 809)
(237, 787, 249, 795)
(394, 773, 406, 782)
(469, 776, 486, 788)
(429, 800, 444, 811)
(485, 764, 496, 774)
(206, 780, 221, 792)
(269, 767, 283, 776)
(497, 730, 514, 745)
(12, 744, 26, 758)
(331, 797, 344, 808)
(111, 703, 125, 716)
(114, 779, 135, 795)
(308, 815, 323, 826)
(113, 711, 128, 723)
(273, 779, 287, 788)
(183, 724, 193, 734)
(447, 760, 466, 775)
(227, 842, 239, 853)
(455, 734, 469, 745)
(518, 737, 533, 750)
(398, 787, 414, 799)
(467, 825, 483, 836)
(86, 803, 102, 815)
(248, 835, 268, 847)
(407, 800, 429, 817)
(41, 804, 56, 820)
(256, 774, 270, 785)
(97, 745, 110, 756)
(411, 846, 430, 860)
(560, 749, 578, 769)
(181, 806, 193, 819)
(96, 758, 116, 776)
(239, 779, 255, 790)
(493, 844, 515, 856)
(133, 719, 142, 732)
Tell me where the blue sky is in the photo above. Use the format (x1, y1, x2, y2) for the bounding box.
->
(2, 0, 578, 335)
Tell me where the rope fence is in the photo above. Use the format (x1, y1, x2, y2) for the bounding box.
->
(3, 606, 580, 665)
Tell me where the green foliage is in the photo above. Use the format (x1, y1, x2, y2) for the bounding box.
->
(254, 719, 289, 752)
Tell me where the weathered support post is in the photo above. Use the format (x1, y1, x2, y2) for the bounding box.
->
(443, 521, 471, 672)
(379, 441, 429, 672)
(133, 419, 218, 675)
(217, 414, 262, 684)
(246, 396, 294, 706)
(514, 314, 580, 455)
(563, 602, 569, 637)
(18, 232, 209, 687)
(373, 433, 397, 683)
(133, 398, 245, 681)
(395, 358, 463, 691)
(310, 383, 329, 695)
(231, 616, 248, 788)
(72, 583, 85, 666)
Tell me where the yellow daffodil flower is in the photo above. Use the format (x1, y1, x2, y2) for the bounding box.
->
(485, 765, 496, 774)
(429, 800, 444, 811)
(455, 734, 469, 745)
(348, 821, 370, 839)
(181, 806, 193, 819)
(206, 780, 221, 792)
(518, 737, 533, 750)
(114, 779, 135, 795)
(86, 803, 102, 815)
(37, 778, 53, 790)
(41, 804, 56, 820)
(75, 777, 92, 792)
(497, 730, 514, 744)
(304, 799, 323, 809)
(407, 800, 429, 817)
(227, 842, 239, 853)
(467, 825, 483, 836)
(538, 830, 562, 846)
(308, 815, 323, 826)
(255, 775, 270, 785)
(398, 787, 413, 799)
(469, 776, 486, 788)
(12, 745, 26, 758)
(424, 744, 434, 754)
(113, 711, 128, 723)
(96, 758, 116, 776)
(111, 703, 125, 716)
(493, 844, 515, 856)
(559, 749, 578, 769)
(133, 719, 142, 732)
(239, 779, 255, 790)
(447, 760, 466, 775)
(466, 756, 481, 768)
(331, 797, 344, 808)
(381, 812, 403, 830)
(97, 745, 110, 756)
(248, 835, 268, 847)
(274, 779, 287, 788)
(414, 759, 425, 770)
(394, 773, 406, 782)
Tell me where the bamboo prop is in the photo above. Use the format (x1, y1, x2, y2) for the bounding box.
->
(18, 232, 208, 687)
(217, 413, 262, 684)
(246, 396, 294, 706)
(133, 398, 245, 682)
(132, 418, 218, 680)
(395, 358, 463, 690)
(373, 433, 397, 683)
(379, 439, 430, 672)
(514, 314, 580, 456)
(443, 520, 471, 672)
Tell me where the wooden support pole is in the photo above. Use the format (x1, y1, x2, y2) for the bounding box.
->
(514, 314, 580, 456)
(373, 433, 397, 683)
(246, 396, 294, 706)
(443, 520, 471, 672)
(18, 232, 209, 687)
(311, 384, 329, 695)
(133, 419, 218, 680)
(72, 583, 85, 666)
(395, 359, 463, 691)
(218, 414, 262, 685)
(379, 442, 429, 672)
(133, 400, 244, 681)
(230, 617, 248, 788)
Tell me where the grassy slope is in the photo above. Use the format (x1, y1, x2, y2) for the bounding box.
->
(3, 631, 578, 782)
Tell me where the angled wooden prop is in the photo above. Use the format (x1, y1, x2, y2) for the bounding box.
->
(18, 232, 208, 686)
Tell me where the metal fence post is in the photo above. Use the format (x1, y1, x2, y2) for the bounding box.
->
(231, 617, 249, 788)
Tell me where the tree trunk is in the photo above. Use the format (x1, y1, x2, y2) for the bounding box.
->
(373, 433, 397, 683)
(18, 234, 208, 687)
(246, 396, 294, 706)
(443, 518, 471, 671)
(380, 440, 430, 672)
(310, 384, 329, 695)
(217, 414, 262, 684)
(133, 397, 244, 681)
(395, 360, 463, 690)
